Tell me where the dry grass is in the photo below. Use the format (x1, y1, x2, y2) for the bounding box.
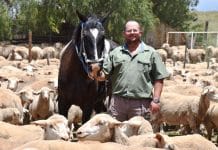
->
(194, 11, 218, 31)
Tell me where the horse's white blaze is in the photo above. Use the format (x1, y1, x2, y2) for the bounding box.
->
(90, 28, 99, 60)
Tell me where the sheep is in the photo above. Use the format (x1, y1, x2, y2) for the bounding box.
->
(7, 49, 23, 61)
(14, 136, 165, 150)
(159, 133, 217, 150)
(187, 48, 206, 64)
(1, 44, 15, 58)
(161, 43, 175, 58)
(42, 46, 56, 59)
(156, 49, 167, 64)
(150, 86, 216, 134)
(0, 121, 44, 149)
(14, 140, 134, 150)
(29, 86, 55, 120)
(76, 113, 122, 142)
(207, 45, 218, 62)
(76, 114, 164, 148)
(13, 46, 29, 59)
(22, 64, 38, 76)
(17, 87, 34, 109)
(0, 87, 23, 124)
(31, 46, 44, 60)
(31, 114, 70, 140)
(0, 114, 70, 149)
(6, 77, 24, 92)
(0, 107, 22, 124)
(203, 99, 218, 141)
(67, 104, 83, 129)
(121, 116, 153, 137)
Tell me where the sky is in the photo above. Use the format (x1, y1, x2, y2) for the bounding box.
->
(194, 0, 218, 11)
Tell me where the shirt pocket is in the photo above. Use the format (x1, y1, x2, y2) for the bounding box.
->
(137, 60, 151, 72)
(113, 58, 126, 73)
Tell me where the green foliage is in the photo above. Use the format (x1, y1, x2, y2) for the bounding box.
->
(0, 0, 202, 43)
(151, 0, 199, 31)
(0, 1, 12, 40)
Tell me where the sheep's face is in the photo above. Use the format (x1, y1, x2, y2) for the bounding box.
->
(76, 114, 121, 142)
(44, 120, 70, 140)
(32, 114, 70, 140)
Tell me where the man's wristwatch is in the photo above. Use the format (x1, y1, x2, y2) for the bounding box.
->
(152, 98, 160, 104)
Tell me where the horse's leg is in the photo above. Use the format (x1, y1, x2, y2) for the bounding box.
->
(82, 107, 93, 123)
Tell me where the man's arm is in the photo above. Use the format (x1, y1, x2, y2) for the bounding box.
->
(153, 79, 164, 100)
(150, 79, 164, 113)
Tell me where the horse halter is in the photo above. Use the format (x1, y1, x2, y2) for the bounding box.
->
(75, 21, 107, 79)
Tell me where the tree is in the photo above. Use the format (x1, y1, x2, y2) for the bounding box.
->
(151, 0, 199, 31)
(0, 1, 12, 40)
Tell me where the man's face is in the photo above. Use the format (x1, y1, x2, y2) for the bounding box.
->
(123, 21, 142, 44)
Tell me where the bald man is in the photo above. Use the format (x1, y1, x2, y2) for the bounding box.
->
(95, 20, 169, 122)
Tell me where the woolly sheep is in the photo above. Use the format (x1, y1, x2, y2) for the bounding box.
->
(0, 107, 22, 124)
(150, 86, 216, 133)
(31, 114, 70, 140)
(160, 133, 217, 150)
(203, 98, 218, 140)
(29, 86, 55, 120)
(0, 87, 23, 124)
(0, 114, 71, 149)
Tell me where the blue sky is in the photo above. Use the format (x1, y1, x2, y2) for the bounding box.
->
(194, 0, 218, 11)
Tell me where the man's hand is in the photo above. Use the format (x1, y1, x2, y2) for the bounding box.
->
(95, 71, 106, 81)
(150, 101, 160, 113)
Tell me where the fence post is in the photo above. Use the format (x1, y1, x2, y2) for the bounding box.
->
(28, 30, 32, 63)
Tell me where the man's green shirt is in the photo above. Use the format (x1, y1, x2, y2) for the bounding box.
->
(103, 41, 169, 99)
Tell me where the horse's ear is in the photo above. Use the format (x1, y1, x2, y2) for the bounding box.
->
(100, 10, 113, 24)
(76, 10, 87, 22)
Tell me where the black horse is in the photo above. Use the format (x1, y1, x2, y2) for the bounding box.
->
(57, 11, 116, 123)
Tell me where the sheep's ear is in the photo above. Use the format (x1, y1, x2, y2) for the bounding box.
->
(202, 86, 210, 95)
(109, 121, 122, 128)
(33, 90, 41, 95)
(31, 120, 48, 128)
(18, 79, 24, 83)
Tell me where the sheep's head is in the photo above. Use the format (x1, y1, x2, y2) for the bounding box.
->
(31, 114, 70, 140)
(76, 113, 121, 142)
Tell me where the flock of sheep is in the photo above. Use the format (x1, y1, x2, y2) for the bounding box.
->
(0, 41, 218, 150)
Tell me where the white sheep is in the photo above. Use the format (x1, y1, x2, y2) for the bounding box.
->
(150, 86, 216, 134)
(14, 140, 135, 150)
(67, 104, 83, 129)
(160, 133, 217, 150)
(187, 48, 206, 64)
(121, 116, 153, 137)
(29, 86, 55, 120)
(31, 46, 44, 60)
(76, 114, 164, 148)
(0, 114, 71, 149)
(207, 45, 218, 62)
(0, 107, 22, 124)
(0, 87, 23, 124)
(203, 99, 218, 140)
(76, 113, 121, 142)
(31, 114, 70, 140)
(156, 49, 167, 64)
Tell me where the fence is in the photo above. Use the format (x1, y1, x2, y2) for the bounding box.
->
(166, 31, 218, 48)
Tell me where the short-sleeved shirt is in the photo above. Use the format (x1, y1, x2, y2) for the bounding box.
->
(103, 41, 169, 99)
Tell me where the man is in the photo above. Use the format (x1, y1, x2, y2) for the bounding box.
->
(95, 20, 169, 121)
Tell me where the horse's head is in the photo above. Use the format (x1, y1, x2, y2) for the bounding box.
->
(75, 11, 110, 80)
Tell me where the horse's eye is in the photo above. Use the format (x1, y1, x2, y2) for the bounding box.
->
(100, 30, 105, 35)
